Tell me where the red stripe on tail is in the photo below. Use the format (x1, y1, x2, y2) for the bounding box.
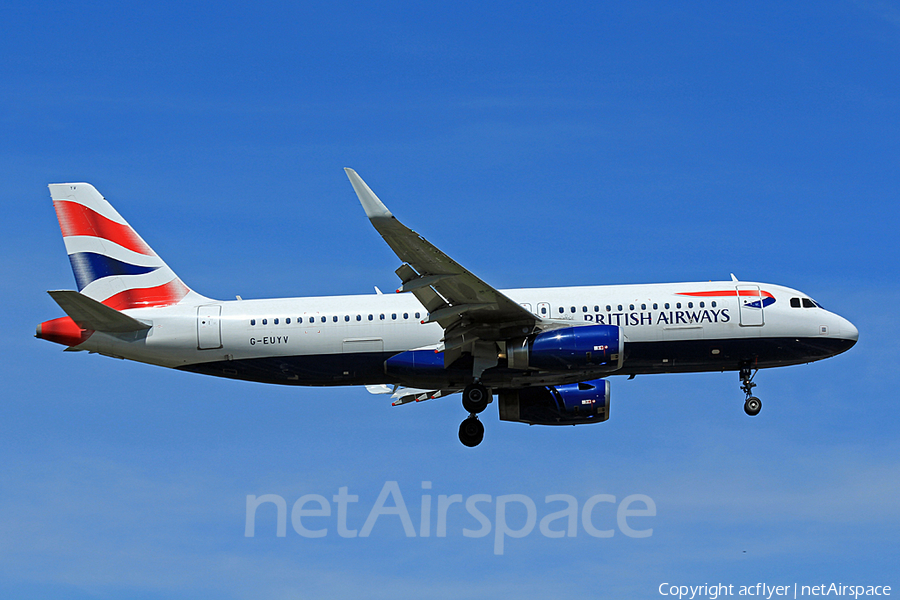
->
(54, 200, 154, 256)
(102, 280, 190, 310)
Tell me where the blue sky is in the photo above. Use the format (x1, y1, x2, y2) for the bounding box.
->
(1, 1, 898, 598)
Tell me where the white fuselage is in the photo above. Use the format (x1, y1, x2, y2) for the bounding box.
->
(76, 280, 857, 388)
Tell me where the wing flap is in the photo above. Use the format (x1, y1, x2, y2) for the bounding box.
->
(390, 387, 458, 406)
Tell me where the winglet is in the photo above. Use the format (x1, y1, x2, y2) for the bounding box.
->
(344, 168, 393, 219)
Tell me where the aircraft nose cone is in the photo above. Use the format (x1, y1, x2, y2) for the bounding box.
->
(830, 316, 858, 356)
(843, 320, 859, 344)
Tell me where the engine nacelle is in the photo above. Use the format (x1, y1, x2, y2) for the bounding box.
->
(507, 324, 623, 372)
(497, 378, 610, 425)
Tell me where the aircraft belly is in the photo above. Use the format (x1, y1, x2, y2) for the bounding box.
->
(175, 324, 440, 386)
(621, 336, 856, 374)
(176, 352, 395, 386)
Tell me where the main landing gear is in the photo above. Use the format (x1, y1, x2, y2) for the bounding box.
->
(740, 364, 762, 416)
(459, 383, 490, 447)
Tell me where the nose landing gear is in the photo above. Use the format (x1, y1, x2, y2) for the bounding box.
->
(740, 364, 762, 416)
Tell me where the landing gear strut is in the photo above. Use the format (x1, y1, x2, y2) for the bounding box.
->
(740, 364, 762, 416)
(459, 383, 490, 447)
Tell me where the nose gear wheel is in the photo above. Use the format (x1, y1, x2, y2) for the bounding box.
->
(740, 364, 762, 416)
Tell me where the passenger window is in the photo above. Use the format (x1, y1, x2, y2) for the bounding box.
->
(699, 302, 705, 308)
(356, 315, 362, 321)
(345, 316, 350, 322)
(676, 303, 682, 309)
(802, 298, 816, 308)
(570, 306, 576, 313)
(403, 313, 409, 319)
(641, 304, 646, 310)
(368, 314, 373, 321)
(617, 305, 623, 311)
(664, 303, 670, 310)
(791, 298, 801, 308)
(606, 305, 611, 312)
(380, 314, 385, 320)
(712, 301, 717, 308)
(392, 313, 397, 320)
(321, 316, 326, 323)
(250, 319, 256, 326)
(653, 303, 658, 310)
(688, 302, 693, 309)
(333, 316, 338, 322)
(415, 312, 420, 319)
(582, 306, 588, 313)
(594, 305, 599, 312)
(274, 318, 279, 325)
(262, 319, 267, 325)
(286, 318, 291, 324)
(540, 307, 547, 315)
(629, 304, 634, 311)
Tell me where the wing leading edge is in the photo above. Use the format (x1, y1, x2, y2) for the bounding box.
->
(345, 168, 539, 371)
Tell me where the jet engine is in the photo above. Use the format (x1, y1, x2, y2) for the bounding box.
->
(497, 378, 610, 425)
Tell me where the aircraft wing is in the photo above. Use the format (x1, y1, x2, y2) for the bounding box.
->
(345, 168, 539, 366)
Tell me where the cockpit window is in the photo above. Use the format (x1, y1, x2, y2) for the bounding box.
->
(790, 297, 801, 308)
(802, 298, 816, 308)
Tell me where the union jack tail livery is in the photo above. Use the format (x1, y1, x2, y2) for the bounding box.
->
(49, 183, 192, 310)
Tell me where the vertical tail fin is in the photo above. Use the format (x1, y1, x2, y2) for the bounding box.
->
(48, 183, 193, 309)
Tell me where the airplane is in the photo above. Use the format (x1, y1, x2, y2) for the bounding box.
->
(36, 169, 859, 446)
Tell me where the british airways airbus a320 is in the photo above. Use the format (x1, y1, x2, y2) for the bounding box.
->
(36, 169, 858, 446)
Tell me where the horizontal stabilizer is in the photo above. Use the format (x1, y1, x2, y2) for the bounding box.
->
(47, 290, 151, 332)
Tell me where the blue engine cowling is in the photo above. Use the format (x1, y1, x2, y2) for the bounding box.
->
(508, 324, 623, 371)
(497, 378, 610, 425)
